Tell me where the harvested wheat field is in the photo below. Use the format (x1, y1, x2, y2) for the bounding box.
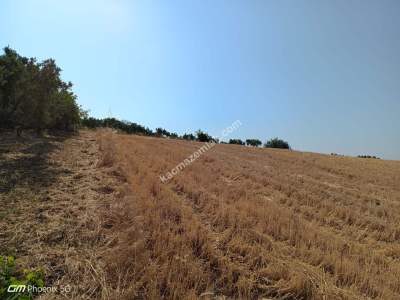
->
(2, 130, 400, 300)
(94, 130, 400, 300)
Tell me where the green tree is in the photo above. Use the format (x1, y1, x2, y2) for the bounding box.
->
(50, 88, 81, 130)
(229, 139, 245, 145)
(182, 133, 195, 140)
(196, 130, 213, 142)
(0, 47, 31, 130)
(246, 139, 262, 147)
(264, 138, 290, 149)
(0, 47, 82, 135)
(155, 127, 170, 137)
(170, 132, 179, 139)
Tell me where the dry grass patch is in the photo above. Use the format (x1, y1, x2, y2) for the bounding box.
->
(0, 130, 124, 299)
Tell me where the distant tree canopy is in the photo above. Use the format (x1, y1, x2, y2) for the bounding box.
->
(1, 47, 294, 153)
(246, 139, 262, 147)
(0, 47, 83, 134)
(358, 155, 380, 159)
(170, 132, 179, 139)
(82, 117, 153, 136)
(155, 127, 170, 137)
(196, 130, 214, 143)
(264, 138, 290, 149)
(81, 116, 293, 152)
(182, 133, 196, 141)
(229, 139, 245, 145)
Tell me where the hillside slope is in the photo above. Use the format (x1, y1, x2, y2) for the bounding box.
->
(96, 131, 400, 300)
(2, 130, 400, 299)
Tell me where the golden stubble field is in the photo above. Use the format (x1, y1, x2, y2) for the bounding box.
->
(94, 130, 400, 300)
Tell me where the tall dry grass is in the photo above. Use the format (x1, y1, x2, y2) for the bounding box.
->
(96, 131, 400, 299)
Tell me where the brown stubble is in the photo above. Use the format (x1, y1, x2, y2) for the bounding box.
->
(97, 130, 400, 300)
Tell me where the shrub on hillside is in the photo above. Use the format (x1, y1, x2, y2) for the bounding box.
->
(82, 117, 153, 136)
(264, 138, 290, 149)
(182, 133, 196, 141)
(229, 139, 245, 145)
(155, 127, 170, 137)
(246, 139, 262, 147)
(196, 130, 213, 143)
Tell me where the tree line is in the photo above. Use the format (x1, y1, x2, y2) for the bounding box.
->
(0, 47, 83, 135)
(357, 155, 380, 159)
(82, 117, 220, 143)
(1, 47, 291, 149)
(227, 137, 289, 149)
(82, 117, 291, 149)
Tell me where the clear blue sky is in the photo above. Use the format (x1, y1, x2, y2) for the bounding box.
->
(1, 0, 399, 159)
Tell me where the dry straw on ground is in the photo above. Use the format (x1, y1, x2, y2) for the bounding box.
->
(2, 129, 400, 299)
(0, 130, 121, 299)
(96, 130, 400, 299)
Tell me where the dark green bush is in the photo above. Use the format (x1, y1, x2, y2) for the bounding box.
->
(81, 117, 153, 136)
(264, 138, 290, 149)
(155, 127, 170, 137)
(246, 139, 262, 147)
(229, 139, 245, 145)
(357, 155, 380, 159)
(196, 130, 213, 142)
(182, 133, 196, 141)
